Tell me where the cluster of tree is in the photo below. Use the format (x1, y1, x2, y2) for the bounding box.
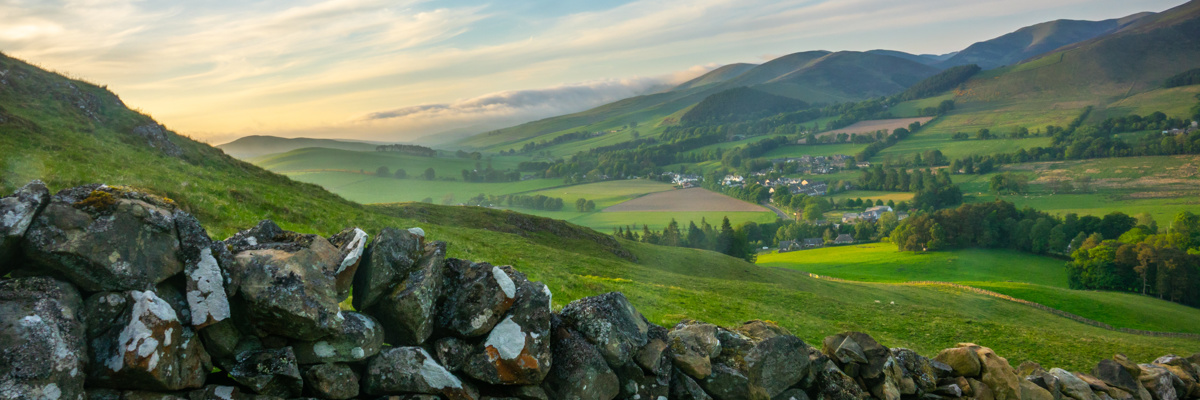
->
(454, 150, 483, 160)
(856, 167, 961, 210)
(988, 172, 1030, 194)
(516, 131, 595, 154)
(463, 193, 565, 211)
(1067, 211, 1200, 306)
(855, 121, 922, 162)
(574, 198, 596, 212)
(461, 167, 521, 183)
(375, 144, 436, 157)
(1163, 68, 1200, 88)
(614, 217, 759, 262)
(773, 213, 901, 245)
(893, 64, 981, 101)
(890, 200, 1136, 256)
(915, 100, 957, 117)
(681, 87, 810, 126)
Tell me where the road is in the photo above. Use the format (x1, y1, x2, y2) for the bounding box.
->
(762, 202, 791, 220)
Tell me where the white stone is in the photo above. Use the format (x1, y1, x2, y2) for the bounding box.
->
(408, 227, 425, 238)
(213, 386, 235, 400)
(542, 284, 553, 311)
(337, 228, 368, 274)
(187, 247, 231, 326)
(245, 236, 257, 246)
(417, 350, 462, 389)
(109, 291, 177, 372)
(484, 316, 528, 360)
(492, 266, 516, 298)
(352, 347, 365, 359)
(313, 341, 337, 359)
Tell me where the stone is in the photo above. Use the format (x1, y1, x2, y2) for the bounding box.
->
(173, 211, 231, 329)
(935, 344, 983, 378)
(130, 123, 183, 158)
(814, 360, 867, 400)
(1023, 379, 1057, 400)
(461, 266, 553, 385)
(228, 347, 303, 398)
(363, 347, 477, 400)
(822, 332, 888, 380)
(1051, 368, 1100, 400)
(291, 311, 383, 364)
(22, 184, 183, 292)
(435, 336, 472, 372)
(1152, 356, 1199, 399)
(224, 220, 344, 340)
(972, 377, 996, 400)
(1027, 367, 1066, 400)
(85, 289, 211, 391)
(974, 345, 1021, 400)
(669, 320, 723, 380)
(671, 368, 715, 400)
(367, 240, 446, 346)
(1077, 372, 1134, 400)
(439, 259, 517, 338)
(935, 384, 964, 397)
(893, 348, 940, 394)
(775, 389, 810, 400)
(699, 321, 813, 400)
(0, 276, 86, 400)
(0, 180, 49, 274)
(612, 360, 670, 399)
(637, 324, 672, 376)
(504, 385, 550, 400)
(540, 315, 619, 400)
(1138, 364, 1183, 400)
(327, 227, 368, 301)
(187, 385, 275, 400)
(560, 291, 649, 369)
(302, 363, 359, 400)
(352, 227, 423, 311)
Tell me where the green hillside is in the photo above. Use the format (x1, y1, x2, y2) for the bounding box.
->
(217, 135, 380, 159)
(938, 13, 1152, 69)
(672, 62, 759, 91)
(4, 45, 1200, 373)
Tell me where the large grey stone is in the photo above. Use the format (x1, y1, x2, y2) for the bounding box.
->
(461, 265, 553, 385)
(173, 211, 231, 329)
(352, 227, 423, 311)
(303, 363, 359, 400)
(367, 240, 446, 346)
(0, 276, 86, 400)
(291, 311, 383, 364)
(1095, 359, 1142, 395)
(224, 220, 344, 340)
(22, 184, 183, 292)
(700, 320, 812, 400)
(561, 291, 649, 368)
(540, 315, 619, 400)
(670, 320, 723, 380)
(327, 227, 367, 301)
(84, 289, 211, 391)
(363, 347, 478, 400)
(228, 347, 303, 398)
(0, 180, 49, 275)
(1051, 368, 1100, 400)
(439, 259, 517, 338)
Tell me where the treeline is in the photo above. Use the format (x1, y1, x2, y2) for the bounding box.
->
(517, 131, 594, 154)
(856, 167, 961, 210)
(461, 167, 521, 182)
(854, 120, 923, 162)
(614, 217, 760, 262)
(951, 103, 1200, 173)
(1067, 211, 1200, 306)
(375, 144, 436, 157)
(681, 87, 809, 126)
(464, 193, 565, 211)
(774, 213, 901, 245)
(1164, 68, 1200, 88)
(893, 64, 981, 101)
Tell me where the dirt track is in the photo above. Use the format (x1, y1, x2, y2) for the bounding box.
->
(603, 188, 768, 212)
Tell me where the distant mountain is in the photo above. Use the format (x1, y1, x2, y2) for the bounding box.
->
(673, 63, 759, 91)
(218, 135, 381, 159)
(938, 12, 1154, 69)
(866, 50, 948, 66)
(746, 51, 940, 102)
(680, 87, 809, 126)
(960, 0, 1200, 102)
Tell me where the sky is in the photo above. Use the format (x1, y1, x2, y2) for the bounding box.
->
(0, 0, 1185, 144)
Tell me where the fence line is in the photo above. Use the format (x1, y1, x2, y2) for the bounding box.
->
(801, 272, 1200, 340)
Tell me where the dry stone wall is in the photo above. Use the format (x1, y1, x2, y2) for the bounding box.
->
(1, 181, 1199, 400)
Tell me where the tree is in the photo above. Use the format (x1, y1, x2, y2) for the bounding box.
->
(423, 167, 436, 180)
(376, 166, 390, 176)
(421, 197, 433, 203)
(575, 198, 588, 212)
(717, 217, 735, 255)
(394, 169, 407, 179)
(585, 200, 596, 212)
(441, 193, 455, 205)
(803, 203, 824, 221)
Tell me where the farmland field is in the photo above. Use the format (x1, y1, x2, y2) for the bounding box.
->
(604, 187, 768, 212)
(818, 117, 934, 137)
(282, 171, 564, 204)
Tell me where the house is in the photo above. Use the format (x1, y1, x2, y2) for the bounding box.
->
(834, 234, 855, 245)
(897, 212, 910, 221)
(802, 238, 824, 248)
(861, 205, 894, 221)
(856, 161, 871, 168)
(778, 240, 802, 253)
(841, 213, 861, 223)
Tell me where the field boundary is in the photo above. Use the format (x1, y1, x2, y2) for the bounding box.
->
(802, 272, 1200, 340)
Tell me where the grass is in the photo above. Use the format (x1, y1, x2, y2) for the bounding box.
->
(829, 190, 915, 204)
(968, 282, 1200, 334)
(253, 147, 530, 178)
(5, 51, 1200, 372)
(282, 171, 566, 205)
(760, 143, 866, 159)
(571, 210, 778, 232)
(757, 243, 1069, 288)
(520, 180, 677, 209)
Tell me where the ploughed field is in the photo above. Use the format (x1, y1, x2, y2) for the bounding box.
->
(603, 187, 769, 212)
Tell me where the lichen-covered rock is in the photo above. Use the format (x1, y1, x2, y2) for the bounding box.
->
(188, 384, 277, 400)
(1051, 368, 1100, 400)
(228, 347, 303, 398)
(814, 359, 867, 400)
(462, 266, 553, 385)
(0, 180, 49, 274)
(436, 336, 472, 373)
(700, 321, 812, 400)
(541, 315, 619, 400)
(1138, 364, 1184, 400)
(439, 259, 517, 338)
(327, 227, 367, 301)
(224, 220, 344, 340)
(363, 347, 478, 400)
(611, 359, 670, 399)
(302, 363, 359, 400)
(1026, 366, 1066, 400)
(1022, 379, 1057, 400)
(352, 227, 423, 311)
(671, 368, 715, 400)
(775, 389, 810, 400)
(1095, 359, 1142, 395)
(504, 385, 550, 400)
(0, 276, 86, 400)
(822, 332, 888, 381)
(1076, 372, 1134, 400)
(88, 389, 188, 400)
(367, 240, 446, 346)
(561, 291, 649, 369)
(637, 324, 671, 374)
(973, 344, 1021, 400)
(173, 211, 231, 329)
(893, 348, 940, 395)
(670, 320, 723, 380)
(1152, 356, 1199, 399)
(22, 184, 183, 292)
(85, 289, 211, 391)
(291, 311, 383, 364)
(935, 345, 983, 378)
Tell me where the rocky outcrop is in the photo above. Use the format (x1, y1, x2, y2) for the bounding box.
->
(2, 181, 1200, 400)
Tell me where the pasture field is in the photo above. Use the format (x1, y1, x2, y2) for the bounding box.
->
(829, 190, 915, 204)
(968, 282, 1200, 334)
(760, 143, 865, 159)
(819, 117, 935, 138)
(253, 147, 531, 178)
(889, 94, 956, 117)
(283, 171, 564, 204)
(521, 179, 677, 209)
(757, 243, 1068, 287)
(570, 210, 778, 232)
(604, 187, 768, 212)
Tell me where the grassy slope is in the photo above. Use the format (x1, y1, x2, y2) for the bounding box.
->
(3, 53, 1199, 371)
(281, 171, 565, 205)
(253, 147, 527, 176)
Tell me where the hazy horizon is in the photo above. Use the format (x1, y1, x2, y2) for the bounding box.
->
(1, 0, 1184, 145)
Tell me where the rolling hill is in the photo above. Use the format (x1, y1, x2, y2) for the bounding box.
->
(937, 12, 1153, 69)
(3, 50, 1199, 371)
(217, 135, 383, 159)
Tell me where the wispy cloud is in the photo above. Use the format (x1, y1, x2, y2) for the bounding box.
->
(0, 0, 1181, 144)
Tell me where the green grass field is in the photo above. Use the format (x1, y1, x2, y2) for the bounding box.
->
(968, 282, 1200, 334)
(829, 190, 915, 204)
(757, 243, 1069, 287)
(284, 171, 565, 204)
(253, 147, 530, 178)
(874, 105, 1063, 162)
(520, 179, 677, 209)
(761, 143, 865, 159)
